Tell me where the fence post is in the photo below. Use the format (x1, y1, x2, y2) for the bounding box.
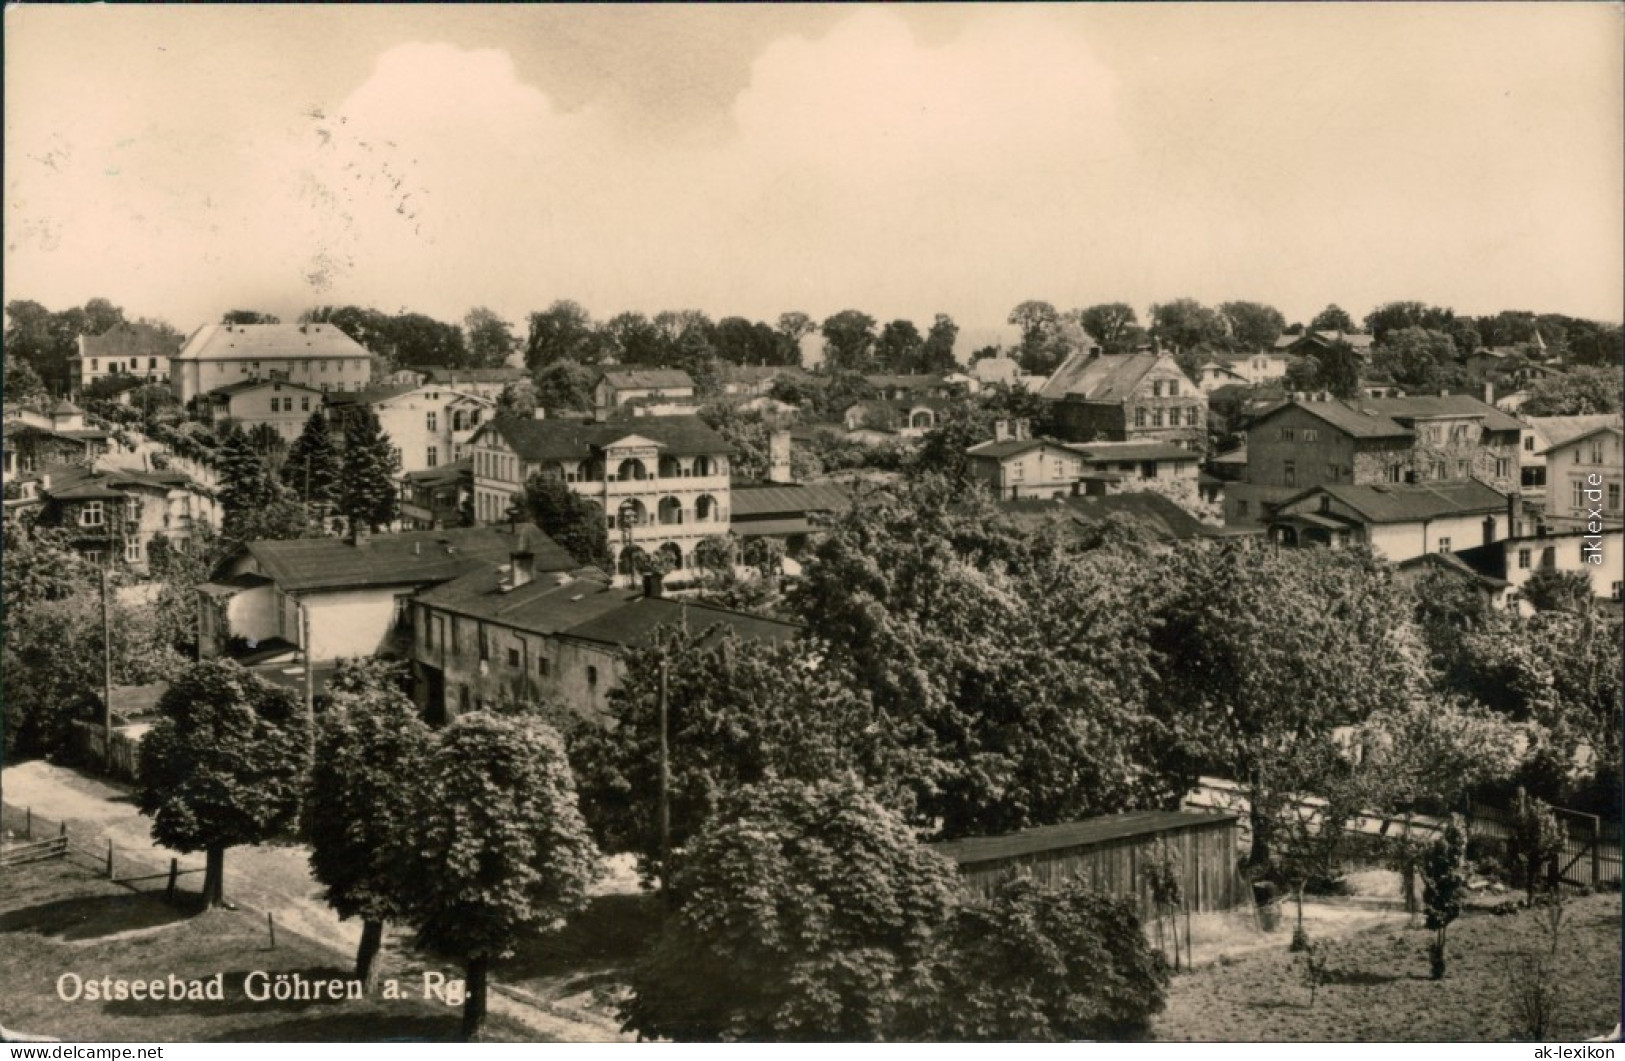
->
(59, 821, 67, 839)
(106, 839, 114, 879)
(166, 859, 179, 902)
(26, 807, 32, 840)
(1591, 819, 1601, 888)
(266, 912, 277, 949)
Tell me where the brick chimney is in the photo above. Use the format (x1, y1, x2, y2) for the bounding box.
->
(1507, 491, 1523, 538)
(1482, 381, 1494, 406)
(994, 419, 1011, 443)
(349, 519, 371, 547)
(1014, 418, 1031, 441)
(510, 547, 534, 589)
(768, 430, 793, 483)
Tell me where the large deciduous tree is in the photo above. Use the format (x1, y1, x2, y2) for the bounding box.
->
(774, 311, 816, 366)
(1309, 304, 1356, 333)
(1148, 539, 1419, 867)
(1071, 303, 1144, 355)
(622, 776, 960, 1042)
(462, 307, 518, 368)
(337, 408, 400, 533)
(401, 712, 598, 1041)
(874, 319, 924, 374)
(1371, 327, 1462, 391)
(1218, 301, 1287, 350)
(304, 658, 433, 984)
(569, 629, 910, 889)
(1149, 298, 1227, 353)
(1519, 366, 1622, 416)
(525, 300, 600, 371)
(137, 660, 312, 908)
(918, 313, 960, 373)
(820, 310, 878, 373)
(532, 359, 595, 415)
(520, 475, 610, 570)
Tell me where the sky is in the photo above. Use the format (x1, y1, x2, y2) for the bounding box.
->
(6, 3, 1622, 348)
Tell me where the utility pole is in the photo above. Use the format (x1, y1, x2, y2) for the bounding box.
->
(301, 602, 316, 755)
(658, 656, 671, 897)
(101, 566, 113, 774)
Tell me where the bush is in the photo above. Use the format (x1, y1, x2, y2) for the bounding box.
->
(914, 878, 1170, 1042)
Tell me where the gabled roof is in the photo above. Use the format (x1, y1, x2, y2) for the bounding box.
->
(1279, 480, 1507, 524)
(1276, 330, 1375, 351)
(599, 368, 695, 390)
(1038, 351, 1167, 403)
(1359, 394, 1525, 433)
(323, 383, 423, 407)
(730, 482, 852, 519)
(1068, 441, 1199, 463)
(173, 323, 371, 362)
(562, 596, 801, 651)
(232, 523, 574, 593)
(205, 378, 325, 400)
(403, 458, 473, 487)
(80, 322, 179, 360)
(477, 414, 732, 462)
(424, 366, 525, 384)
(1528, 414, 1623, 453)
(1250, 399, 1413, 439)
(998, 491, 1214, 541)
(863, 373, 951, 391)
(966, 438, 1058, 460)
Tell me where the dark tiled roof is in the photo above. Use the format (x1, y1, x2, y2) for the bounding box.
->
(174, 323, 370, 362)
(1530, 414, 1622, 452)
(1251, 399, 1412, 439)
(863, 374, 951, 391)
(417, 570, 629, 633)
(237, 523, 574, 593)
(481, 414, 732, 461)
(1285, 480, 1508, 524)
(323, 383, 420, 407)
(600, 368, 695, 390)
(1038, 351, 1164, 403)
(999, 492, 1213, 541)
(932, 810, 1239, 866)
(730, 482, 852, 519)
(1402, 548, 1511, 589)
(1360, 394, 1525, 434)
(403, 458, 473, 487)
(425, 366, 526, 384)
(1069, 442, 1199, 463)
(81, 323, 180, 360)
(562, 596, 801, 650)
(206, 379, 324, 400)
(967, 439, 1052, 459)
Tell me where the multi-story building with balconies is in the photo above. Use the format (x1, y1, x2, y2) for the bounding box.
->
(170, 322, 373, 405)
(29, 462, 219, 570)
(326, 384, 495, 477)
(468, 414, 733, 581)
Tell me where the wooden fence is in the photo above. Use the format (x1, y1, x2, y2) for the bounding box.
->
(70, 721, 144, 781)
(1, 801, 204, 899)
(1187, 777, 1622, 890)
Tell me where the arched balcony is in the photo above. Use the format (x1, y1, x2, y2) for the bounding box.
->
(618, 545, 649, 577)
(910, 409, 936, 430)
(659, 455, 684, 479)
(658, 496, 684, 526)
(616, 458, 649, 482)
(695, 494, 719, 522)
(692, 455, 713, 477)
(658, 542, 683, 570)
(616, 498, 648, 529)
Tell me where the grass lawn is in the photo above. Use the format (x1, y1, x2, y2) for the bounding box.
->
(0, 854, 537, 1042)
(1154, 892, 1622, 1042)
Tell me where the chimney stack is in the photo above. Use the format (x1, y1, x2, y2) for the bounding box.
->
(510, 548, 534, 589)
(1015, 418, 1031, 441)
(642, 571, 664, 598)
(768, 430, 794, 484)
(349, 520, 371, 547)
(994, 419, 1011, 443)
(1482, 381, 1494, 406)
(1507, 491, 1523, 539)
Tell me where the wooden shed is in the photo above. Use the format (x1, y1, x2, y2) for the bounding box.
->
(931, 810, 1244, 916)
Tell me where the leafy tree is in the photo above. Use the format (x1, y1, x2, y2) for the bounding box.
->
(1520, 569, 1595, 614)
(820, 309, 878, 373)
(463, 306, 518, 368)
(337, 408, 400, 533)
(791, 480, 1176, 839)
(229, 497, 326, 547)
(1310, 304, 1356, 333)
(301, 305, 397, 358)
(1314, 340, 1362, 399)
(390, 312, 469, 369)
(304, 658, 433, 984)
(520, 474, 610, 570)
(1358, 696, 1525, 815)
(137, 660, 311, 907)
(691, 535, 734, 582)
(1009, 300, 1075, 374)
(1149, 298, 1226, 353)
(221, 310, 280, 325)
(874, 319, 924, 374)
(1362, 302, 1460, 344)
(1506, 789, 1567, 904)
(496, 378, 539, 417)
(774, 311, 817, 366)
(1148, 539, 1418, 867)
(622, 776, 959, 1042)
(918, 313, 960, 373)
(1371, 327, 1460, 390)
(1283, 354, 1323, 394)
(599, 311, 664, 366)
(1265, 738, 1369, 940)
(1421, 815, 1469, 979)
(2, 527, 99, 610)
(281, 412, 342, 508)
(569, 629, 910, 888)
(1071, 303, 1144, 355)
(401, 712, 598, 1040)
(524, 300, 600, 371)
(80, 297, 128, 336)
(532, 358, 595, 415)
(914, 878, 1169, 1042)
(712, 316, 780, 367)
(1519, 366, 1623, 416)
(1564, 322, 1622, 368)
(4, 349, 49, 405)
(1218, 301, 1286, 350)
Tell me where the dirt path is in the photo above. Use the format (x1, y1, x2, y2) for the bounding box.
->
(2, 760, 629, 1042)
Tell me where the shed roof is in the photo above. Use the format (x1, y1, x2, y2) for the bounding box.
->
(730, 482, 851, 519)
(1068, 441, 1198, 463)
(1282, 479, 1508, 524)
(932, 810, 1239, 866)
(235, 523, 573, 593)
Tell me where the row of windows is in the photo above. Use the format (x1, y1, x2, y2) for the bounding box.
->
(265, 396, 312, 413)
(88, 358, 163, 372)
(1572, 480, 1623, 511)
(1276, 427, 1321, 443)
(1133, 407, 1199, 428)
(1149, 379, 1182, 398)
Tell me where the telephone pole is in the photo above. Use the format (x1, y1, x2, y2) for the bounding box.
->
(101, 567, 113, 774)
(658, 657, 671, 897)
(301, 602, 316, 755)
